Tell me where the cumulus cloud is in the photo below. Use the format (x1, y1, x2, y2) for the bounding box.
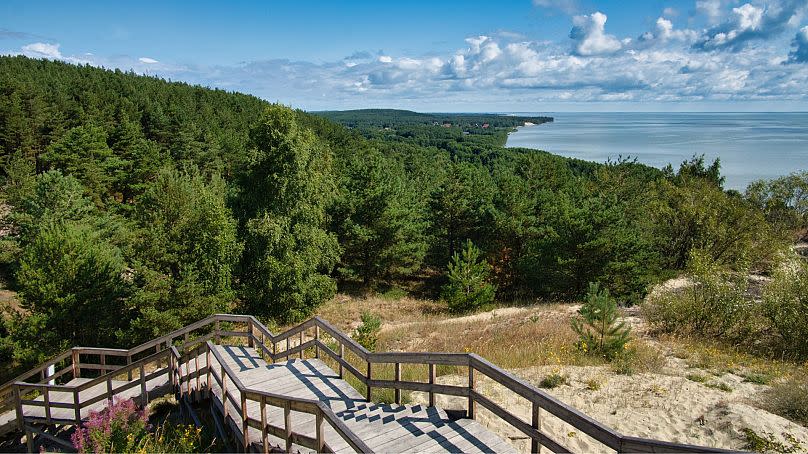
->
(787, 26, 808, 63)
(569, 12, 622, 56)
(694, 0, 806, 51)
(696, 0, 725, 24)
(138, 57, 158, 64)
(21, 42, 62, 59)
(640, 17, 699, 44)
(663, 7, 679, 18)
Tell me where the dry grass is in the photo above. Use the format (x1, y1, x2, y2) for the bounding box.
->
(313, 294, 444, 332)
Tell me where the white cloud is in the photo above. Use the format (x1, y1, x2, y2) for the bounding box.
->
(695, 0, 807, 51)
(21, 42, 62, 59)
(696, 0, 725, 24)
(378, 55, 392, 63)
(787, 26, 808, 63)
(532, 0, 578, 15)
(663, 7, 679, 18)
(569, 12, 622, 56)
(138, 57, 158, 64)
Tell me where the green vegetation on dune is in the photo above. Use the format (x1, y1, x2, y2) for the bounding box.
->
(0, 55, 806, 381)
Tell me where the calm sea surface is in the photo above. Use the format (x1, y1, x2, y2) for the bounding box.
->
(505, 112, 808, 191)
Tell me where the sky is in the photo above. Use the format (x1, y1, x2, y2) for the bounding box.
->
(2, 0, 808, 112)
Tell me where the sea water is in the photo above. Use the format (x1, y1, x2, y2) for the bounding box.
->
(505, 112, 808, 191)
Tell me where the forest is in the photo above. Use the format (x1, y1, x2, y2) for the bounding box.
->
(1, 55, 806, 380)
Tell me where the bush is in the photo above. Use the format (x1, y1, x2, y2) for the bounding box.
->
(71, 398, 148, 453)
(761, 377, 808, 426)
(572, 282, 631, 360)
(354, 311, 382, 351)
(761, 263, 808, 359)
(539, 372, 568, 389)
(643, 251, 752, 339)
(611, 341, 665, 375)
(442, 240, 496, 313)
(71, 398, 208, 453)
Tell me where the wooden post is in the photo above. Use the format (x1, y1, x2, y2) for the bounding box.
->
(195, 348, 201, 397)
(215, 320, 221, 343)
(299, 331, 304, 359)
(260, 333, 265, 360)
(184, 332, 189, 345)
(101, 353, 106, 373)
(284, 401, 292, 453)
(428, 363, 436, 407)
(366, 362, 372, 401)
(314, 326, 320, 359)
(25, 427, 33, 453)
(13, 385, 24, 432)
(127, 354, 133, 381)
(394, 363, 401, 405)
(241, 391, 249, 451)
(44, 387, 52, 423)
(531, 401, 542, 454)
(261, 396, 269, 454)
(286, 337, 290, 361)
(221, 366, 228, 420)
(316, 408, 325, 452)
(206, 348, 212, 398)
(106, 377, 113, 404)
(73, 388, 81, 422)
(248, 319, 254, 348)
(71, 350, 80, 379)
(140, 364, 148, 407)
(468, 366, 476, 420)
(338, 343, 344, 378)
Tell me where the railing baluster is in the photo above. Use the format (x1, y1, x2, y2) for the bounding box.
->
(316, 407, 325, 452)
(338, 343, 344, 378)
(71, 350, 80, 379)
(215, 320, 221, 343)
(248, 319, 254, 348)
(13, 385, 23, 432)
(468, 366, 476, 420)
(140, 363, 148, 407)
(394, 363, 401, 405)
(241, 391, 249, 451)
(195, 346, 200, 397)
(73, 388, 80, 422)
(314, 326, 320, 359)
(286, 337, 290, 361)
(428, 363, 436, 407)
(127, 354, 133, 381)
(284, 401, 292, 453)
(366, 362, 372, 401)
(532, 401, 542, 453)
(106, 376, 113, 404)
(206, 347, 212, 398)
(261, 395, 269, 454)
(43, 387, 51, 423)
(222, 365, 228, 420)
(299, 331, 304, 359)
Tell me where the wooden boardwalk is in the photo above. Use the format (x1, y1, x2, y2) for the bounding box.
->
(1, 314, 734, 453)
(204, 344, 516, 453)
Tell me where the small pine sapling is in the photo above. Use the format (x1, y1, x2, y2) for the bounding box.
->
(572, 282, 631, 360)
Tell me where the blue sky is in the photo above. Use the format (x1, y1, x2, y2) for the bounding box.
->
(3, 0, 808, 111)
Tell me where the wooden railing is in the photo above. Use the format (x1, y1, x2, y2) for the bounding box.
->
(4, 314, 732, 453)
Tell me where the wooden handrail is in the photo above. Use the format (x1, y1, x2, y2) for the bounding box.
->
(6, 313, 735, 453)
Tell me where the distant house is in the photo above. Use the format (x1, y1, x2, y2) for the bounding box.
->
(482, 123, 490, 129)
(442, 122, 452, 128)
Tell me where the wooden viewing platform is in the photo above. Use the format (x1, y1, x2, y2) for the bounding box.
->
(0, 314, 733, 453)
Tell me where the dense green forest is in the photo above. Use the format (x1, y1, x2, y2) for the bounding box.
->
(0, 56, 805, 377)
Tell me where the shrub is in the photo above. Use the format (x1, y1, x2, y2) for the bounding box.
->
(71, 398, 148, 453)
(643, 251, 752, 339)
(539, 372, 568, 389)
(761, 263, 808, 359)
(441, 240, 496, 313)
(611, 341, 665, 375)
(761, 377, 808, 426)
(354, 311, 382, 351)
(71, 398, 208, 453)
(572, 282, 631, 360)
(742, 428, 802, 454)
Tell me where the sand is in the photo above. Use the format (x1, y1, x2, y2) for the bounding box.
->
(410, 362, 808, 453)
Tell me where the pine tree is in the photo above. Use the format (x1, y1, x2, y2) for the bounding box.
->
(572, 282, 631, 359)
(442, 240, 496, 313)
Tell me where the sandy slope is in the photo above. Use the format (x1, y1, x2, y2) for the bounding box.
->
(411, 362, 808, 453)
